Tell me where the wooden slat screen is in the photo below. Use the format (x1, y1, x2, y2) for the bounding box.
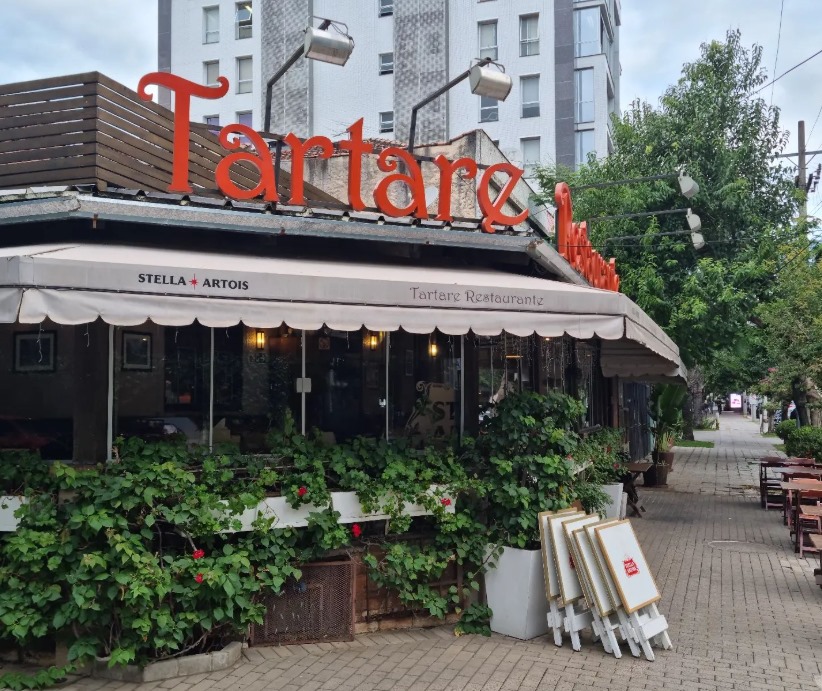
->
(0, 72, 339, 204)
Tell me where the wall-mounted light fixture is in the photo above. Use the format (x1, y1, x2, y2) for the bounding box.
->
(429, 340, 439, 358)
(367, 332, 379, 351)
(256, 330, 266, 350)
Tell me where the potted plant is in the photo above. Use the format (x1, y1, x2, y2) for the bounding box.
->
(645, 384, 686, 487)
(576, 428, 628, 519)
(473, 391, 584, 640)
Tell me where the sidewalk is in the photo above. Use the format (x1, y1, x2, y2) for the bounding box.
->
(62, 414, 822, 690)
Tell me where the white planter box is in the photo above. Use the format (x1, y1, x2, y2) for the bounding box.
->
(484, 545, 549, 640)
(221, 486, 453, 532)
(602, 483, 626, 520)
(0, 496, 25, 531)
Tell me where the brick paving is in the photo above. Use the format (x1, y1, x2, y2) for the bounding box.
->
(51, 415, 822, 689)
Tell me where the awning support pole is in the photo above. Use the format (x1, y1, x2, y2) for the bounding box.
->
(301, 330, 307, 435)
(385, 332, 390, 441)
(106, 324, 114, 462)
(209, 328, 214, 451)
(460, 335, 465, 441)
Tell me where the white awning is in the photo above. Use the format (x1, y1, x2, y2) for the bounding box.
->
(0, 243, 685, 379)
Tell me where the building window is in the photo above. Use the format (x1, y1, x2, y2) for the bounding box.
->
(379, 52, 394, 75)
(236, 57, 252, 94)
(204, 61, 220, 87)
(478, 21, 498, 61)
(520, 75, 539, 118)
(479, 95, 498, 123)
(575, 130, 595, 167)
(235, 2, 252, 40)
(237, 111, 252, 128)
(574, 8, 601, 57)
(203, 6, 219, 44)
(521, 137, 540, 177)
(379, 0, 393, 17)
(204, 115, 220, 135)
(575, 69, 594, 123)
(379, 111, 394, 133)
(520, 15, 539, 57)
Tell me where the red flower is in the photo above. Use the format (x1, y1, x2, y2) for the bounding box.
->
(195, 573, 204, 584)
(192, 549, 205, 560)
(441, 497, 452, 507)
(298, 486, 308, 497)
(566, 454, 574, 461)
(606, 446, 612, 453)
(351, 524, 362, 538)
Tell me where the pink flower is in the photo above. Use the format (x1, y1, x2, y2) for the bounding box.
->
(441, 498, 452, 507)
(351, 524, 362, 538)
(195, 573, 204, 584)
(298, 486, 308, 497)
(192, 549, 205, 560)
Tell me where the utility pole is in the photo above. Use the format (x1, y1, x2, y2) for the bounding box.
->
(798, 119, 807, 219)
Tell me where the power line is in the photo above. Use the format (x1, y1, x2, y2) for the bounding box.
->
(808, 101, 822, 142)
(751, 47, 822, 96)
(770, 0, 785, 106)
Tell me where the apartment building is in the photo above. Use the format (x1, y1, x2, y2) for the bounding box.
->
(158, 0, 620, 173)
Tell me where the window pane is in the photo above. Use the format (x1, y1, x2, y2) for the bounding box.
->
(575, 130, 595, 166)
(380, 111, 393, 132)
(521, 76, 539, 118)
(379, 52, 394, 74)
(237, 111, 252, 128)
(520, 15, 539, 57)
(379, 0, 394, 17)
(574, 68, 594, 123)
(236, 2, 252, 40)
(480, 95, 498, 122)
(204, 115, 220, 135)
(521, 137, 540, 177)
(237, 57, 252, 93)
(478, 21, 498, 60)
(204, 61, 219, 86)
(203, 6, 219, 43)
(574, 8, 600, 57)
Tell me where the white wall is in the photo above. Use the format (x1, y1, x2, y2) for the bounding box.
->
(448, 0, 556, 172)
(311, 0, 395, 140)
(169, 0, 262, 129)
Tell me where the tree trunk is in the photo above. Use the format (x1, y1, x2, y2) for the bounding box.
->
(792, 379, 811, 427)
(805, 377, 822, 427)
(681, 366, 704, 441)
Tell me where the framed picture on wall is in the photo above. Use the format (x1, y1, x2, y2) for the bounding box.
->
(14, 331, 56, 372)
(122, 332, 152, 370)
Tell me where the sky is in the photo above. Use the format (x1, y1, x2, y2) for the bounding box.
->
(1, 0, 821, 212)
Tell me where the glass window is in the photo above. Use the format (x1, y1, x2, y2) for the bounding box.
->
(574, 8, 601, 57)
(521, 137, 540, 177)
(237, 111, 252, 128)
(204, 61, 219, 87)
(379, 0, 393, 17)
(575, 129, 595, 167)
(235, 2, 252, 40)
(204, 115, 220, 135)
(479, 95, 498, 123)
(575, 68, 594, 123)
(379, 52, 394, 75)
(478, 21, 498, 61)
(520, 14, 539, 57)
(203, 6, 219, 44)
(520, 75, 539, 118)
(379, 111, 393, 133)
(237, 57, 252, 94)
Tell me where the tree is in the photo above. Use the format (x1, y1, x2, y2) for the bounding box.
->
(534, 30, 800, 432)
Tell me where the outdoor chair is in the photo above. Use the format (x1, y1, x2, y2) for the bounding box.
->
(795, 491, 822, 558)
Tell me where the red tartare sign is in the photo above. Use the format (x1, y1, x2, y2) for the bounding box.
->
(623, 557, 639, 577)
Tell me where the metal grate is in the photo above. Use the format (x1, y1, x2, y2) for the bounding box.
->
(250, 560, 354, 646)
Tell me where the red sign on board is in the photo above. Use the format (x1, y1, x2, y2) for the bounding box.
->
(137, 72, 528, 234)
(623, 557, 639, 577)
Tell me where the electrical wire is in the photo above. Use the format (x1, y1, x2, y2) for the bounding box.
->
(751, 47, 822, 95)
(770, 0, 785, 106)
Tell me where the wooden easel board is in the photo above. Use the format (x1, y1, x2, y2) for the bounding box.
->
(570, 521, 616, 616)
(547, 511, 584, 605)
(584, 520, 621, 609)
(595, 520, 661, 614)
(560, 515, 601, 605)
(538, 509, 580, 599)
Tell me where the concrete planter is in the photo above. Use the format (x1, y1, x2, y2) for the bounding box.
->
(602, 483, 626, 520)
(93, 641, 242, 682)
(0, 496, 25, 531)
(484, 545, 549, 640)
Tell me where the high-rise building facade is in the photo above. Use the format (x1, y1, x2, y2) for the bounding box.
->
(159, 0, 620, 173)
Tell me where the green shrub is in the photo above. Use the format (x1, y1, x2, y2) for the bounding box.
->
(784, 426, 822, 461)
(775, 420, 799, 443)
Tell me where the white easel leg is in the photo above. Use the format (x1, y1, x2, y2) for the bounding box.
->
(563, 603, 593, 652)
(599, 613, 624, 659)
(629, 611, 655, 661)
(615, 609, 641, 658)
(648, 604, 673, 650)
(548, 599, 564, 647)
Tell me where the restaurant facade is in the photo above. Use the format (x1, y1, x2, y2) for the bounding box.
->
(0, 71, 683, 467)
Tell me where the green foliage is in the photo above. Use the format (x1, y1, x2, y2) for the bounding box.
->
(783, 427, 822, 462)
(454, 603, 493, 637)
(0, 451, 57, 496)
(775, 420, 798, 443)
(651, 385, 687, 452)
(673, 439, 714, 448)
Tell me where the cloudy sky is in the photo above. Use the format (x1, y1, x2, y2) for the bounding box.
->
(2, 1, 820, 212)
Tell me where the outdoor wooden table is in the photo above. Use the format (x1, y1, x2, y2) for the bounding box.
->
(624, 462, 653, 518)
(780, 481, 822, 551)
(780, 468, 822, 478)
(759, 460, 821, 509)
(792, 502, 822, 554)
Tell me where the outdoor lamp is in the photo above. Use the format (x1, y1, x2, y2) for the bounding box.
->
(677, 172, 700, 200)
(690, 232, 706, 250)
(685, 208, 702, 232)
(429, 341, 439, 358)
(256, 330, 266, 350)
(367, 333, 379, 351)
(304, 20, 355, 66)
(468, 61, 513, 101)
